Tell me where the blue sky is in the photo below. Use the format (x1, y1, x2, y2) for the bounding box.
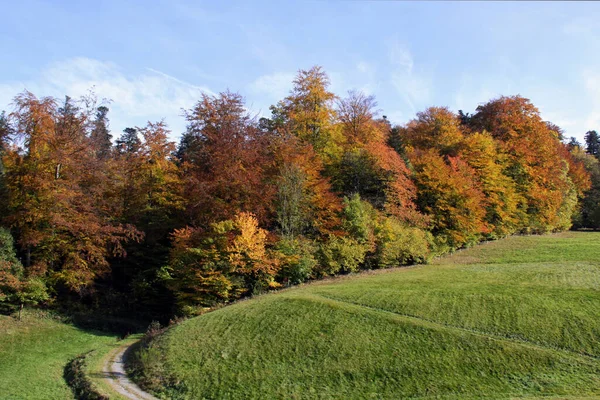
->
(2, 1, 600, 142)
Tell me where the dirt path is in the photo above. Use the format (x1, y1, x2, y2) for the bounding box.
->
(101, 342, 159, 400)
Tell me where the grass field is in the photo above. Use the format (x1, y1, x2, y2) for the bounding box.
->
(142, 232, 600, 399)
(0, 310, 118, 400)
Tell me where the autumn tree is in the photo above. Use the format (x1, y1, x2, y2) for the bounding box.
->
(0, 111, 11, 219)
(90, 105, 112, 158)
(178, 91, 275, 227)
(3, 92, 140, 294)
(459, 132, 522, 237)
(469, 96, 587, 232)
(272, 134, 342, 238)
(271, 66, 343, 162)
(403, 107, 465, 157)
(165, 212, 280, 313)
(333, 91, 422, 224)
(117, 121, 184, 242)
(409, 148, 489, 248)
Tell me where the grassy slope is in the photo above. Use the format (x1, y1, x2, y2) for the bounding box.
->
(148, 232, 600, 399)
(0, 310, 118, 400)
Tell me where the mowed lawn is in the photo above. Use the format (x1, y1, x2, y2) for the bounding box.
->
(147, 232, 600, 399)
(0, 311, 117, 400)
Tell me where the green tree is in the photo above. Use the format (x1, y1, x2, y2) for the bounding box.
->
(585, 130, 600, 159)
(116, 127, 141, 154)
(0, 228, 48, 318)
(571, 147, 600, 229)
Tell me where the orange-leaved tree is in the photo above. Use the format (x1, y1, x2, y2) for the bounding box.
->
(2, 92, 140, 293)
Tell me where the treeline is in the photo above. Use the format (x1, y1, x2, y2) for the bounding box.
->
(0, 67, 597, 321)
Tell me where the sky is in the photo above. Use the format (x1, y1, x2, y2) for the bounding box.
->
(1, 1, 600, 143)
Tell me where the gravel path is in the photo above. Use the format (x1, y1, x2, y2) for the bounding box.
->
(102, 342, 159, 400)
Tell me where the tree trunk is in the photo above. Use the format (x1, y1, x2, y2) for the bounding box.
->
(25, 246, 31, 268)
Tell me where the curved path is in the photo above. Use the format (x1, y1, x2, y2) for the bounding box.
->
(101, 342, 159, 400)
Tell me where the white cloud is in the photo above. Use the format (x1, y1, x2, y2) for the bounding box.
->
(388, 41, 432, 112)
(249, 72, 294, 101)
(0, 57, 214, 140)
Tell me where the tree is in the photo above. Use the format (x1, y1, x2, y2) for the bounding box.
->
(469, 96, 583, 232)
(567, 136, 582, 150)
(333, 91, 422, 224)
(275, 162, 307, 238)
(570, 147, 600, 229)
(0, 228, 48, 319)
(90, 105, 112, 158)
(404, 107, 464, 157)
(409, 148, 489, 249)
(179, 91, 275, 227)
(0, 111, 11, 219)
(116, 127, 141, 154)
(585, 130, 600, 159)
(165, 213, 280, 313)
(459, 132, 522, 237)
(337, 90, 379, 144)
(272, 66, 343, 162)
(272, 135, 342, 238)
(3, 92, 140, 293)
(108, 122, 184, 319)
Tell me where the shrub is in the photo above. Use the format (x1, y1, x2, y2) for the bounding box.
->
(64, 352, 108, 400)
(275, 236, 318, 285)
(374, 217, 433, 268)
(342, 194, 377, 246)
(315, 236, 368, 277)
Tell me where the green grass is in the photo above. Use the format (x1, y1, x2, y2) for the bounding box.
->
(144, 232, 600, 399)
(0, 310, 118, 400)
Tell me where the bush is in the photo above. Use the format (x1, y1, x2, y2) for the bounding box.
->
(315, 236, 368, 277)
(342, 194, 377, 245)
(275, 237, 318, 285)
(0, 227, 48, 315)
(375, 217, 433, 268)
(64, 352, 109, 400)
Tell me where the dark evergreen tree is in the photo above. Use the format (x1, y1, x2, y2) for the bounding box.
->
(116, 127, 141, 154)
(585, 130, 600, 159)
(567, 136, 582, 150)
(90, 106, 112, 158)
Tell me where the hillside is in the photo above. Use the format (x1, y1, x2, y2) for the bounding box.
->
(136, 232, 600, 399)
(0, 311, 118, 399)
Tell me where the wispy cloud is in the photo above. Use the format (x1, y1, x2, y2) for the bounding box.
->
(388, 40, 432, 114)
(0, 57, 214, 139)
(581, 70, 600, 134)
(248, 71, 295, 116)
(249, 72, 294, 100)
